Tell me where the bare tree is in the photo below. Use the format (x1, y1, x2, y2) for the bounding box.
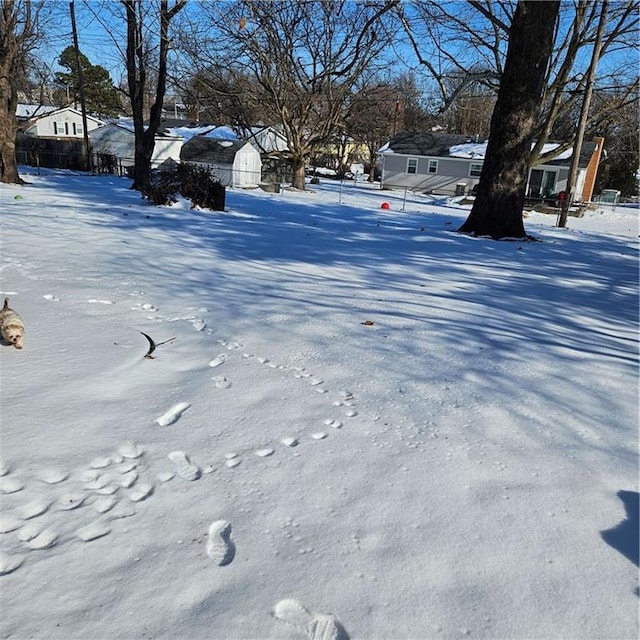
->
(346, 75, 431, 182)
(179, 66, 266, 127)
(441, 72, 495, 137)
(591, 90, 639, 196)
(121, 0, 186, 193)
(180, 0, 398, 190)
(458, 1, 560, 239)
(0, 0, 43, 183)
(346, 83, 398, 181)
(399, 0, 639, 164)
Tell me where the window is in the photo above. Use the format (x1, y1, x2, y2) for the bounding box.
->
(54, 121, 65, 135)
(407, 158, 418, 174)
(428, 159, 438, 174)
(469, 162, 483, 177)
(73, 122, 84, 135)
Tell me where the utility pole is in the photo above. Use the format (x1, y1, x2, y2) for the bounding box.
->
(558, 0, 608, 228)
(69, 0, 92, 172)
(392, 94, 401, 136)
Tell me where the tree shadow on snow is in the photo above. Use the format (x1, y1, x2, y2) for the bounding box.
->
(600, 490, 639, 567)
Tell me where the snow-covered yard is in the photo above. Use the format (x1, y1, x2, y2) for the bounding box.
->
(0, 169, 637, 640)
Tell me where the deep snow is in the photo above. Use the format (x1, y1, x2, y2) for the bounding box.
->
(0, 169, 638, 640)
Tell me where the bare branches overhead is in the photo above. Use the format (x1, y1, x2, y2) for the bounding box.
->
(179, 0, 398, 188)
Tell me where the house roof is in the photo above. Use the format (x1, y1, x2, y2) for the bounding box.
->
(163, 124, 241, 140)
(380, 131, 598, 168)
(379, 132, 475, 157)
(93, 121, 182, 139)
(16, 104, 57, 119)
(27, 106, 104, 125)
(180, 137, 250, 164)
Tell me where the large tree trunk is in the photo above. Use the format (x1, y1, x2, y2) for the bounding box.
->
(0, 0, 26, 184)
(0, 77, 21, 184)
(123, 0, 185, 193)
(458, 1, 560, 239)
(292, 158, 306, 190)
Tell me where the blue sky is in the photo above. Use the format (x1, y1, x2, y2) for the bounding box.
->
(36, 1, 637, 98)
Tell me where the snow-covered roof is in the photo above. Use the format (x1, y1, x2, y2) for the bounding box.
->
(99, 119, 182, 138)
(447, 142, 488, 159)
(165, 125, 218, 139)
(449, 141, 574, 161)
(380, 132, 590, 165)
(162, 124, 240, 141)
(16, 104, 59, 119)
(201, 126, 240, 140)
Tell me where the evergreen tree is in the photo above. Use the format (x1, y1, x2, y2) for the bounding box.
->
(55, 46, 122, 117)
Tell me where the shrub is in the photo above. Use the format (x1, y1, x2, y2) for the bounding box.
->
(177, 163, 225, 210)
(144, 170, 180, 206)
(144, 163, 225, 210)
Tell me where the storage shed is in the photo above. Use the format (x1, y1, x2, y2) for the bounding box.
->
(180, 137, 262, 188)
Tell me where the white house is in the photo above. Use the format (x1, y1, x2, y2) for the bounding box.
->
(180, 136, 262, 188)
(379, 132, 605, 202)
(23, 106, 104, 138)
(89, 122, 183, 171)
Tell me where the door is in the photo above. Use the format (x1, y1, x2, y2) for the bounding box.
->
(528, 169, 543, 197)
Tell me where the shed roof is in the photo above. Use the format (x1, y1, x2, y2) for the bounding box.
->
(180, 137, 249, 164)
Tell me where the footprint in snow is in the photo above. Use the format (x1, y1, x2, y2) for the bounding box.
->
(274, 598, 349, 640)
(93, 496, 118, 514)
(0, 476, 23, 494)
(168, 451, 201, 481)
(0, 553, 24, 576)
(19, 498, 51, 520)
(118, 441, 144, 459)
(191, 318, 207, 332)
(212, 374, 232, 389)
(0, 514, 22, 534)
(0, 442, 158, 574)
(156, 402, 191, 426)
(35, 467, 68, 484)
(76, 521, 111, 542)
(89, 456, 112, 470)
(206, 520, 235, 566)
(16, 521, 43, 542)
(58, 491, 89, 510)
(128, 482, 154, 503)
(209, 353, 228, 368)
(27, 529, 58, 550)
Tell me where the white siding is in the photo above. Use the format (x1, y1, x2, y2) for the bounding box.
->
(89, 124, 183, 167)
(25, 108, 103, 138)
(233, 145, 261, 186)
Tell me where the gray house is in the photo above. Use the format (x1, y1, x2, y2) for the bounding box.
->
(180, 137, 261, 188)
(379, 131, 604, 201)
